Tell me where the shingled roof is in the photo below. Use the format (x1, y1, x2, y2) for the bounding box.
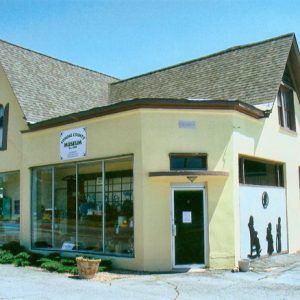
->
(0, 40, 118, 123)
(109, 33, 298, 106)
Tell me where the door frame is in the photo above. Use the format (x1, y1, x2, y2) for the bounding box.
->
(171, 183, 208, 269)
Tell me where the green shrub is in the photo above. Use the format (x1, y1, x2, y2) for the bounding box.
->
(40, 260, 78, 274)
(98, 266, 107, 272)
(101, 259, 112, 270)
(0, 250, 15, 264)
(1, 242, 26, 255)
(14, 258, 30, 267)
(65, 266, 78, 275)
(13, 252, 31, 267)
(15, 252, 31, 260)
(28, 252, 44, 266)
(37, 257, 53, 266)
(60, 258, 76, 266)
(47, 253, 61, 261)
(0, 246, 111, 274)
(40, 261, 65, 273)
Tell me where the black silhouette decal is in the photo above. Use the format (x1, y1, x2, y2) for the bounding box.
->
(276, 217, 282, 253)
(266, 222, 274, 255)
(248, 216, 261, 258)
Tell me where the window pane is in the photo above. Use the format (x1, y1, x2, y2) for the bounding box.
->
(0, 106, 3, 148)
(52, 164, 76, 250)
(170, 157, 185, 169)
(32, 168, 53, 248)
(0, 172, 20, 244)
(32, 156, 132, 257)
(240, 158, 284, 187)
(170, 155, 207, 170)
(279, 85, 296, 131)
(285, 88, 295, 130)
(277, 91, 284, 127)
(277, 165, 284, 187)
(77, 161, 103, 252)
(186, 158, 206, 169)
(104, 157, 134, 256)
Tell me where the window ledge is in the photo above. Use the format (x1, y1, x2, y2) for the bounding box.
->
(278, 126, 297, 136)
(149, 170, 229, 177)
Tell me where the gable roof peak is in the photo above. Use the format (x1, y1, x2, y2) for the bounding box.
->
(0, 39, 119, 123)
(110, 33, 296, 107)
(0, 38, 118, 80)
(113, 32, 295, 85)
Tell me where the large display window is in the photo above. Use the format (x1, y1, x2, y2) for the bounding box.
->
(0, 171, 20, 243)
(31, 156, 134, 257)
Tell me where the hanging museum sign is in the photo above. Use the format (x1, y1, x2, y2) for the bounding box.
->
(60, 127, 86, 161)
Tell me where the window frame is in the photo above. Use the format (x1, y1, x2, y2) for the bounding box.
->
(277, 84, 296, 132)
(169, 153, 207, 171)
(31, 155, 134, 257)
(0, 104, 9, 151)
(239, 156, 284, 187)
(298, 167, 300, 190)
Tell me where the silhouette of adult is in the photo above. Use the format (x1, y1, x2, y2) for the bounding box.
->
(276, 217, 282, 253)
(266, 222, 274, 255)
(248, 216, 261, 258)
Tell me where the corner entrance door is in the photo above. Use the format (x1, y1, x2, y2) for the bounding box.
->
(172, 189, 205, 266)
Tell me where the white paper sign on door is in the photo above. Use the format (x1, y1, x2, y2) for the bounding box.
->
(182, 211, 192, 223)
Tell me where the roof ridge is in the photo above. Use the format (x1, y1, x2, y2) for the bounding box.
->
(0, 38, 119, 80)
(112, 32, 295, 85)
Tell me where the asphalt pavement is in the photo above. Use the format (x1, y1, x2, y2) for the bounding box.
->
(1, 254, 300, 299)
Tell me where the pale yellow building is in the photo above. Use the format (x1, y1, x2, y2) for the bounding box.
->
(1, 33, 300, 271)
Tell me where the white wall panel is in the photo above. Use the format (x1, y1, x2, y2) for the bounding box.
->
(240, 185, 287, 259)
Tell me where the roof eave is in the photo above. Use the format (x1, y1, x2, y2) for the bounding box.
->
(22, 98, 266, 133)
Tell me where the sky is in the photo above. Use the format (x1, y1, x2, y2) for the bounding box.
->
(0, 0, 300, 79)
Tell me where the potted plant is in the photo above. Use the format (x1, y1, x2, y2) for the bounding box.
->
(76, 256, 101, 279)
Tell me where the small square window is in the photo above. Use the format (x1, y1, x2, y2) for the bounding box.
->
(170, 154, 207, 170)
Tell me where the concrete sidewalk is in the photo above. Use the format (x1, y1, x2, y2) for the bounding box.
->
(0, 254, 300, 299)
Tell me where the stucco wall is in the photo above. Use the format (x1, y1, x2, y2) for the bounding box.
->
(0, 65, 28, 172)
(20, 101, 300, 271)
(0, 65, 28, 245)
(139, 110, 236, 270)
(21, 109, 238, 271)
(232, 91, 300, 260)
(21, 111, 144, 270)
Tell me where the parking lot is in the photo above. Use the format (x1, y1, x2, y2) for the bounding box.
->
(0, 254, 300, 299)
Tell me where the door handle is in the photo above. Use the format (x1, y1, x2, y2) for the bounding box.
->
(172, 224, 177, 236)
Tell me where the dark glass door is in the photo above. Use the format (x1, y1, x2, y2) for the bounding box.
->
(174, 190, 205, 265)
